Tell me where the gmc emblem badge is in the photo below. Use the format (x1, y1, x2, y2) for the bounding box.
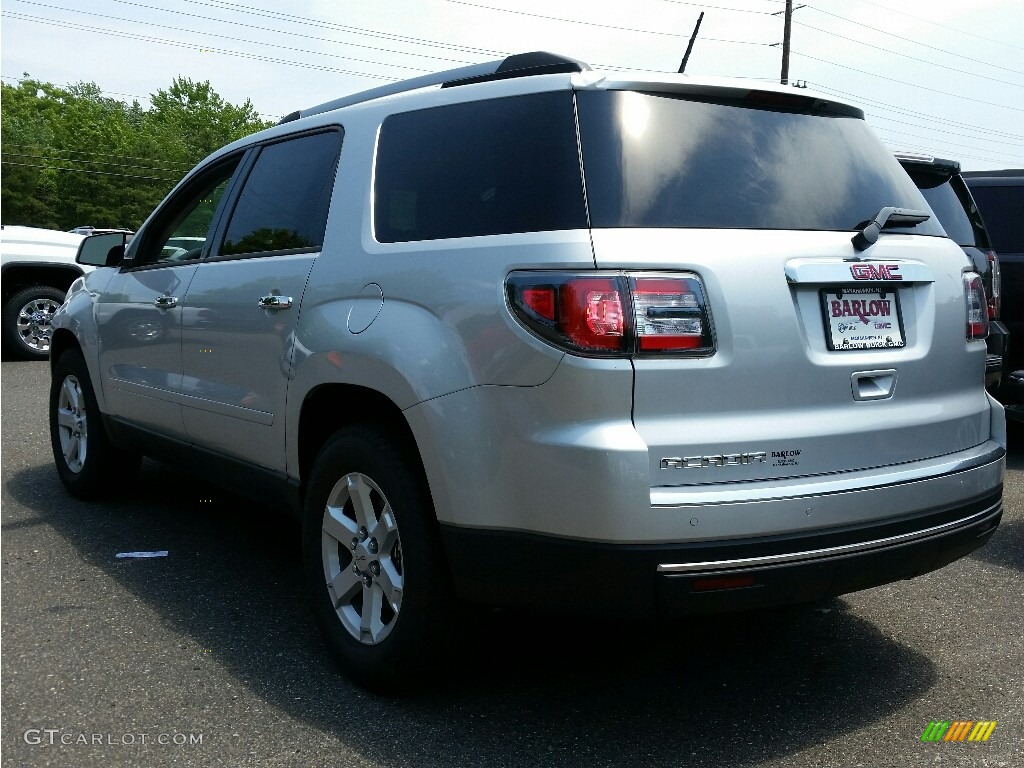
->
(851, 263, 902, 281)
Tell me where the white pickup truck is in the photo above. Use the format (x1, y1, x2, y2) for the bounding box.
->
(1, 225, 87, 360)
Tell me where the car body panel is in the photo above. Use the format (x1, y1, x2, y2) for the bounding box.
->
(93, 264, 199, 437)
(179, 253, 318, 469)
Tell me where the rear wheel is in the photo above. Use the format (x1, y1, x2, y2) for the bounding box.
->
(49, 349, 139, 498)
(302, 424, 456, 692)
(3, 285, 65, 360)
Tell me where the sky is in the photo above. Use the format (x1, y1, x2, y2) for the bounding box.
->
(1, 0, 1022, 171)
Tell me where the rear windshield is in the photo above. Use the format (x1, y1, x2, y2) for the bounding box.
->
(576, 90, 944, 235)
(967, 184, 1024, 254)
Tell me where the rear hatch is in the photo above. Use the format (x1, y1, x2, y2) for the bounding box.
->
(574, 84, 991, 487)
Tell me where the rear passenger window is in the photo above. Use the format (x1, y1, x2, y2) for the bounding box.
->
(221, 130, 342, 256)
(969, 185, 1024, 254)
(374, 92, 587, 242)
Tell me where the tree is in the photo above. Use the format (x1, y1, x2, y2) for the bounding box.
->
(1, 75, 271, 230)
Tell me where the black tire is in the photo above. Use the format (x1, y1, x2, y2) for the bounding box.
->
(49, 348, 140, 499)
(302, 424, 456, 692)
(3, 285, 66, 360)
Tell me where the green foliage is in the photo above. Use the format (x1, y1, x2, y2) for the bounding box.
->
(1, 75, 272, 230)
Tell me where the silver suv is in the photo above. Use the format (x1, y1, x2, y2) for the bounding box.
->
(50, 52, 1005, 691)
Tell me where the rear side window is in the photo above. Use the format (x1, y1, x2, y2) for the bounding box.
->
(374, 92, 587, 242)
(577, 90, 945, 235)
(968, 185, 1024, 254)
(221, 130, 342, 256)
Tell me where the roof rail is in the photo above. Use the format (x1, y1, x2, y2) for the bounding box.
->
(281, 51, 589, 124)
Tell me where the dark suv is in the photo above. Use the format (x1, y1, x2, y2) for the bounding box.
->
(963, 169, 1024, 406)
(897, 154, 1007, 391)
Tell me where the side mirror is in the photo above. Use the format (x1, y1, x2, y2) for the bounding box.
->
(76, 232, 129, 267)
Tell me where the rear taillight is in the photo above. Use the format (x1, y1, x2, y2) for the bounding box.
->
(987, 250, 1001, 319)
(507, 272, 714, 357)
(964, 272, 989, 341)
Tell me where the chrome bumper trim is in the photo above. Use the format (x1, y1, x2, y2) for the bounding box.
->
(657, 501, 1001, 574)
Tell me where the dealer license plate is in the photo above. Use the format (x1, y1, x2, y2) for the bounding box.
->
(820, 287, 905, 351)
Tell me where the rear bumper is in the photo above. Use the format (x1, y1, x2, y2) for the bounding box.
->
(441, 486, 1002, 617)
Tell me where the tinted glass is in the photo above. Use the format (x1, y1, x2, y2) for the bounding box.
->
(968, 185, 1024, 253)
(374, 92, 587, 242)
(910, 172, 977, 246)
(222, 131, 342, 256)
(132, 157, 241, 266)
(577, 90, 944, 235)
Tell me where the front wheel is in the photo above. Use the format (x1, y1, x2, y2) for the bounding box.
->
(49, 349, 139, 499)
(302, 425, 456, 692)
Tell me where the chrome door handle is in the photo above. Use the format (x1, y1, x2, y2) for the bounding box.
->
(154, 295, 178, 309)
(258, 295, 293, 310)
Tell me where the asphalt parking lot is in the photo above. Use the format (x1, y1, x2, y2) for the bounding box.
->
(2, 358, 1022, 768)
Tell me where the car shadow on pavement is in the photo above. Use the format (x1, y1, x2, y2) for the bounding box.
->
(5, 460, 937, 768)
(968, 448, 1024, 573)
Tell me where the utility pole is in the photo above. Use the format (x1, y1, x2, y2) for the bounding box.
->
(780, 0, 793, 85)
(772, 2, 805, 85)
(678, 12, 704, 74)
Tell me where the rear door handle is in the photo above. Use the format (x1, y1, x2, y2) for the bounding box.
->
(258, 295, 293, 310)
(154, 295, 178, 309)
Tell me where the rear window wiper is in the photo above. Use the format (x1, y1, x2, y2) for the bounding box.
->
(852, 207, 931, 251)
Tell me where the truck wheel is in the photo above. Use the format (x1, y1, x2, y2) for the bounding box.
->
(3, 285, 66, 360)
(302, 424, 457, 692)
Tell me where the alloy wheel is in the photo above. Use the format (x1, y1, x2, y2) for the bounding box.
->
(55, 374, 88, 473)
(321, 472, 404, 644)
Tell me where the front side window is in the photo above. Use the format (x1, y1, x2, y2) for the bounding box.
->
(132, 157, 241, 266)
(220, 130, 342, 257)
(576, 90, 946, 235)
(374, 92, 587, 243)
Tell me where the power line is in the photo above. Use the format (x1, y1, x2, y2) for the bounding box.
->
(847, 0, 1024, 52)
(3, 143, 194, 171)
(866, 126, 1024, 163)
(5, 7, 433, 75)
(806, 81, 1024, 143)
(1, 12, 396, 81)
(872, 136, 1014, 167)
(443, 0, 774, 44)
(3, 151, 186, 178)
(866, 115, 1024, 151)
(804, 3, 1024, 76)
(0, 158, 180, 183)
(174, 0, 507, 58)
(660, 0, 775, 15)
(70, 0, 481, 67)
(794, 19, 1024, 88)
(793, 49, 1024, 113)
